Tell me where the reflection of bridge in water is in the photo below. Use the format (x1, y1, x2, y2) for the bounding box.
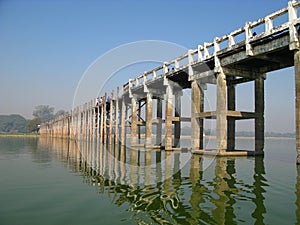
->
(38, 137, 272, 224)
(40, 1, 300, 162)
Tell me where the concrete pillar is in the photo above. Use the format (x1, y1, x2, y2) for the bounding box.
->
(255, 75, 264, 154)
(165, 84, 173, 150)
(131, 96, 138, 146)
(96, 103, 100, 142)
(91, 99, 95, 141)
(109, 91, 114, 145)
(216, 70, 227, 152)
(191, 80, 203, 150)
(227, 82, 236, 150)
(115, 87, 120, 143)
(156, 97, 163, 146)
(100, 96, 104, 143)
(120, 96, 126, 146)
(295, 50, 300, 163)
(174, 92, 181, 147)
(103, 93, 107, 144)
(138, 100, 142, 143)
(88, 101, 91, 140)
(82, 103, 86, 140)
(145, 92, 153, 148)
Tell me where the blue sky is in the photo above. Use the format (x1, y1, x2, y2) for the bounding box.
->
(0, 0, 295, 132)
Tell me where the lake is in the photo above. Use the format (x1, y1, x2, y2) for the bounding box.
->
(0, 136, 299, 225)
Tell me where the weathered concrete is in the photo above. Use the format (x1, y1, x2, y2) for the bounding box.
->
(145, 92, 153, 148)
(109, 91, 114, 145)
(191, 80, 202, 150)
(156, 98, 162, 147)
(295, 50, 300, 164)
(165, 84, 173, 150)
(255, 75, 265, 153)
(216, 70, 227, 152)
(227, 81, 236, 150)
(120, 96, 126, 146)
(131, 96, 138, 146)
(103, 93, 107, 144)
(174, 92, 181, 147)
(115, 87, 120, 143)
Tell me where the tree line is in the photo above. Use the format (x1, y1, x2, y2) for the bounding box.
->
(0, 105, 65, 133)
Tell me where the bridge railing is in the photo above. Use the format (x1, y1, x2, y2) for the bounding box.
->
(123, 1, 300, 94)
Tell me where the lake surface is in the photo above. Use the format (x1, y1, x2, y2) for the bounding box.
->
(0, 136, 299, 225)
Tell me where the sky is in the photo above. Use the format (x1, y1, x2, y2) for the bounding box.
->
(0, 0, 296, 132)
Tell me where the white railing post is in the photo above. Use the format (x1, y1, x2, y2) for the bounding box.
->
(197, 45, 203, 62)
(174, 60, 179, 71)
(135, 77, 139, 86)
(129, 79, 133, 98)
(204, 42, 210, 59)
(163, 62, 169, 86)
(288, 0, 299, 50)
(228, 35, 235, 48)
(265, 16, 273, 34)
(143, 73, 148, 93)
(245, 22, 253, 56)
(163, 62, 169, 75)
(214, 38, 221, 68)
(188, 49, 194, 79)
(153, 70, 157, 78)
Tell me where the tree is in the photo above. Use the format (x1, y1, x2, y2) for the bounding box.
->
(32, 105, 54, 123)
(55, 110, 66, 117)
(27, 117, 41, 132)
(0, 114, 28, 133)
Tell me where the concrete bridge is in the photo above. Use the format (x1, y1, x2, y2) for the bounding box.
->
(40, 1, 300, 162)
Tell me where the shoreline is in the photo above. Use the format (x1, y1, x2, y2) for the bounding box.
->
(0, 133, 39, 137)
(0, 134, 295, 140)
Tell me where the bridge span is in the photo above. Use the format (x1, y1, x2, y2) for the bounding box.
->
(40, 1, 300, 163)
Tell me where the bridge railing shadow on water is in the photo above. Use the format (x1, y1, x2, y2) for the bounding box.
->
(36, 137, 279, 225)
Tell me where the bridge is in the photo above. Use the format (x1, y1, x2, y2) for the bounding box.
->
(40, 1, 300, 163)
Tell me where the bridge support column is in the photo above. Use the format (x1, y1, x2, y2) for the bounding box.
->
(255, 75, 264, 154)
(109, 92, 114, 145)
(138, 100, 142, 143)
(103, 93, 107, 144)
(191, 80, 203, 150)
(115, 87, 120, 144)
(156, 97, 162, 146)
(174, 92, 181, 148)
(165, 84, 173, 150)
(120, 96, 126, 146)
(96, 103, 100, 142)
(227, 81, 236, 150)
(216, 71, 227, 152)
(145, 92, 153, 148)
(295, 50, 300, 163)
(131, 96, 138, 146)
(100, 97, 104, 144)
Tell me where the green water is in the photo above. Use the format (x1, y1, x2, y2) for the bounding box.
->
(0, 136, 299, 225)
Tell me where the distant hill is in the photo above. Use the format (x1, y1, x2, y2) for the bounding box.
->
(0, 114, 29, 133)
